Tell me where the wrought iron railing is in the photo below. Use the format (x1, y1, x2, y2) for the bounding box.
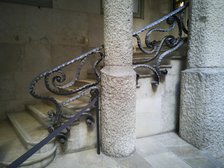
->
(6, 4, 190, 168)
(29, 46, 104, 143)
(133, 3, 188, 86)
(29, 3, 188, 146)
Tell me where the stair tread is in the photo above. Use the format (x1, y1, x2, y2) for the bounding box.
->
(47, 95, 89, 109)
(8, 111, 48, 143)
(28, 103, 54, 116)
(0, 120, 27, 162)
(0, 120, 57, 167)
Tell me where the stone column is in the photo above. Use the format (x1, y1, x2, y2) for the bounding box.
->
(101, 0, 136, 157)
(179, 0, 224, 158)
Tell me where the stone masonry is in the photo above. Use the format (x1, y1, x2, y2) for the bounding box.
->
(100, 0, 136, 157)
(179, 0, 224, 158)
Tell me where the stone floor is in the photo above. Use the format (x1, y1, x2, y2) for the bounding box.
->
(48, 132, 224, 168)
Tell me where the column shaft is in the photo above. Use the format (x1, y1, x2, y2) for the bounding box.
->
(101, 0, 136, 157)
(179, 0, 224, 158)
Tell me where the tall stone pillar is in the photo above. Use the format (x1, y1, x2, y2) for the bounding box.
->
(179, 0, 224, 158)
(101, 0, 136, 157)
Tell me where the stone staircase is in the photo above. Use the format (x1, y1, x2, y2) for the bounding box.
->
(0, 80, 96, 168)
(0, 112, 56, 167)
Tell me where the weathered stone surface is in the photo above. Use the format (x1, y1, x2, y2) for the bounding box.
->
(114, 152, 153, 168)
(135, 59, 184, 137)
(101, 66, 136, 157)
(145, 152, 192, 168)
(101, 0, 136, 157)
(23, 44, 51, 73)
(63, 121, 97, 153)
(48, 149, 121, 168)
(0, 43, 24, 72)
(188, 0, 224, 68)
(104, 0, 133, 66)
(180, 68, 224, 158)
(136, 137, 168, 157)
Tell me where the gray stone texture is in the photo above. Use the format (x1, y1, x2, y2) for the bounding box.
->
(180, 68, 224, 158)
(47, 132, 221, 168)
(104, 0, 133, 66)
(180, 0, 224, 159)
(101, 0, 136, 157)
(135, 58, 185, 138)
(0, 1, 104, 119)
(101, 66, 136, 157)
(0, 0, 175, 126)
(187, 0, 224, 68)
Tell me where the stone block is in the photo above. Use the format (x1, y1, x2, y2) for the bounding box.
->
(0, 3, 26, 43)
(14, 72, 37, 100)
(161, 92, 178, 132)
(23, 44, 51, 72)
(51, 45, 82, 66)
(144, 152, 192, 168)
(115, 152, 153, 168)
(151, 132, 188, 147)
(53, 0, 88, 13)
(46, 10, 88, 46)
(136, 102, 163, 137)
(62, 120, 97, 153)
(136, 76, 180, 137)
(167, 145, 202, 159)
(188, 0, 224, 68)
(218, 157, 224, 166)
(0, 43, 24, 72)
(183, 157, 220, 168)
(86, 0, 101, 14)
(101, 66, 136, 157)
(48, 149, 120, 168)
(0, 72, 16, 101)
(136, 137, 168, 157)
(88, 15, 103, 47)
(180, 68, 224, 158)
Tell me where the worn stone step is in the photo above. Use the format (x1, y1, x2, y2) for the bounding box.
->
(0, 120, 56, 168)
(27, 103, 53, 128)
(7, 111, 55, 153)
(26, 101, 96, 154)
(27, 102, 90, 124)
(42, 94, 89, 110)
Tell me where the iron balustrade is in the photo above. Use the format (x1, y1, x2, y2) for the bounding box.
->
(28, 2, 189, 152)
(133, 3, 188, 86)
(7, 4, 189, 167)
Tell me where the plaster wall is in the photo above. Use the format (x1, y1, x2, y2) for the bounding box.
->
(0, 0, 173, 120)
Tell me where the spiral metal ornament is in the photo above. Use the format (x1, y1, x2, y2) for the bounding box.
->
(29, 46, 104, 142)
(133, 3, 188, 86)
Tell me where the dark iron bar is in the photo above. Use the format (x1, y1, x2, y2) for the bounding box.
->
(7, 98, 97, 168)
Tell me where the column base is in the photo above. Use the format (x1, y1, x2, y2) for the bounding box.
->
(100, 66, 136, 157)
(179, 68, 224, 158)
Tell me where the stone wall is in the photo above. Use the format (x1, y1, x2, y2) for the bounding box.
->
(136, 48, 187, 137)
(0, 0, 173, 120)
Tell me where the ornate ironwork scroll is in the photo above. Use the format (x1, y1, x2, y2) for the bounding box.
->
(132, 3, 189, 86)
(29, 4, 189, 146)
(29, 46, 104, 142)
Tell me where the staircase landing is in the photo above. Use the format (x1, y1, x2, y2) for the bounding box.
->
(48, 132, 224, 168)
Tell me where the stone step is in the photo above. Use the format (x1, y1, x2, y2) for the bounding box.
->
(27, 103, 53, 128)
(44, 94, 89, 109)
(0, 120, 56, 168)
(27, 102, 90, 124)
(27, 101, 96, 154)
(7, 111, 55, 153)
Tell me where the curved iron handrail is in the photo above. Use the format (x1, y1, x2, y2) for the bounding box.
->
(29, 4, 188, 143)
(133, 3, 189, 85)
(29, 46, 104, 141)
